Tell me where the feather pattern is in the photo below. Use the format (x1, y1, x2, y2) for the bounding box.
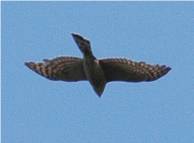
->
(25, 56, 86, 81)
(99, 58, 171, 82)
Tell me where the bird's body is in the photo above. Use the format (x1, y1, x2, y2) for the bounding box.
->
(83, 58, 106, 96)
(25, 33, 171, 97)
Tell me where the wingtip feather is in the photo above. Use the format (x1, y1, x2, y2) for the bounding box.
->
(162, 66, 171, 75)
(25, 62, 35, 70)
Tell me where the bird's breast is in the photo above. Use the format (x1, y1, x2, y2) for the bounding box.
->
(83, 59, 106, 96)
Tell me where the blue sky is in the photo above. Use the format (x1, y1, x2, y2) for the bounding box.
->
(2, 2, 194, 143)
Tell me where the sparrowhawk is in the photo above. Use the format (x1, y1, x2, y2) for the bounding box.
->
(25, 33, 171, 97)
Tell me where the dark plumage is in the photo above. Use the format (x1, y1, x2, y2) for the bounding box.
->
(25, 33, 171, 97)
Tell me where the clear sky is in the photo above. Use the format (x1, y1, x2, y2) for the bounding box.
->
(2, 2, 194, 143)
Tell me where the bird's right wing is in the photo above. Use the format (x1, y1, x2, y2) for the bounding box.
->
(25, 56, 86, 81)
(99, 58, 171, 82)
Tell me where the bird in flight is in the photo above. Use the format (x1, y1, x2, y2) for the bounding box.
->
(25, 33, 171, 97)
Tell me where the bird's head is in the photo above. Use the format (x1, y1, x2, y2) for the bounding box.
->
(72, 33, 92, 56)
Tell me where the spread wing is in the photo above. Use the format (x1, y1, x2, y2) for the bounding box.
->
(99, 58, 171, 82)
(25, 56, 86, 81)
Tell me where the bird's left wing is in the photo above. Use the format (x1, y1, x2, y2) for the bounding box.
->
(25, 56, 86, 81)
(99, 58, 171, 82)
